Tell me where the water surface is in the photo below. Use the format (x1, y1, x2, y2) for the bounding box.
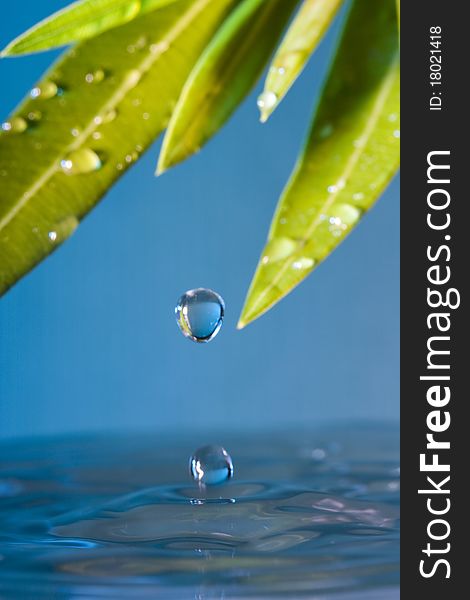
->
(0, 424, 399, 598)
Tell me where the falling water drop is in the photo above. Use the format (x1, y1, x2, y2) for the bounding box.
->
(30, 80, 58, 99)
(189, 445, 234, 486)
(60, 148, 102, 175)
(257, 90, 277, 111)
(175, 288, 224, 343)
(1, 117, 28, 134)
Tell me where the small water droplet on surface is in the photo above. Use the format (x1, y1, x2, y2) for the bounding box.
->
(123, 69, 141, 89)
(175, 288, 224, 343)
(27, 110, 42, 122)
(292, 257, 314, 270)
(393, 129, 400, 138)
(85, 69, 105, 84)
(319, 123, 334, 139)
(30, 80, 58, 99)
(333, 203, 361, 226)
(262, 237, 297, 264)
(327, 185, 338, 194)
(60, 148, 102, 175)
(92, 131, 102, 140)
(149, 40, 170, 54)
(47, 216, 79, 244)
(1, 117, 28, 133)
(104, 109, 117, 123)
(142, 112, 150, 120)
(116, 162, 124, 171)
(352, 192, 364, 201)
(70, 128, 80, 137)
(388, 113, 398, 122)
(189, 445, 234, 486)
(257, 90, 277, 110)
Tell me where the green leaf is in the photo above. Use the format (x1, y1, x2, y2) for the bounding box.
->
(1, 0, 182, 57)
(0, 0, 238, 296)
(259, 0, 343, 123)
(238, 0, 399, 328)
(157, 0, 299, 175)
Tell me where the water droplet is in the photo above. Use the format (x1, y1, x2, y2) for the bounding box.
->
(123, 69, 141, 89)
(27, 110, 42, 122)
(319, 123, 334, 139)
(269, 65, 285, 76)
(150, 40, 169, 54)
(60, 148, 102, 175)
(189, 445, 234, 486)
(352, 192, 364, 201)
(142, 112, 150, 120)
(116, 162, 124, 171)
(333, 203, 361, 226)
(327, 184, 338, 194)
(292, 257, 314, 270)
(388, 113, 398, 122)
(47, 216, 79, 244)
(261, 237, 297, 264)
(257, 90, 277, 110)
(30, 80, 58, 99)
(85, 69, 105, 84)
(92, 131, 102, 140)
(71, 128, 80, 137)
(135, 35, 147, 50)
(393, 129, 400, 138)
(1, 117, 27, 133)
(175, 288, 224, 343)
(103, 109, 117, 123)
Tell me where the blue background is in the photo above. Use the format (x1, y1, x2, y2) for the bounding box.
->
(0, 1, 399, 439)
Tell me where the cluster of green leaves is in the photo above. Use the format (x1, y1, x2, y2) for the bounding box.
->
(0, 0, 399, 327)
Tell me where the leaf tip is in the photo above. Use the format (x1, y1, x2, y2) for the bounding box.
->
(259, 111, 270, 123)
(236, 319, 246, 330)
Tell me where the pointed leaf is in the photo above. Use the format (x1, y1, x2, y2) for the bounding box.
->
(259, 0, 343, 122)
(239, 0, 399, 328)
(157, 0, 299, 174)
(0, 0, 237, 295)
(1, 0, 183, 57)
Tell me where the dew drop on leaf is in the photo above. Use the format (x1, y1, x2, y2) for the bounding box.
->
(261, 237, 297, 264)
(175, 288, 224, 343)
(27, 111, 42, 122)
(48, 216, 79, 244)
(1, 117, 28, 134)
(257, 90, 277, 110)
(30, 80, 58, 99)
(292, 257, 314, 270)
(60, 148, 102, 175)
(85, 69, 106, 84)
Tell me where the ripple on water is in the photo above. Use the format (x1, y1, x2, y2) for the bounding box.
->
(0, 425, 399, 598)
